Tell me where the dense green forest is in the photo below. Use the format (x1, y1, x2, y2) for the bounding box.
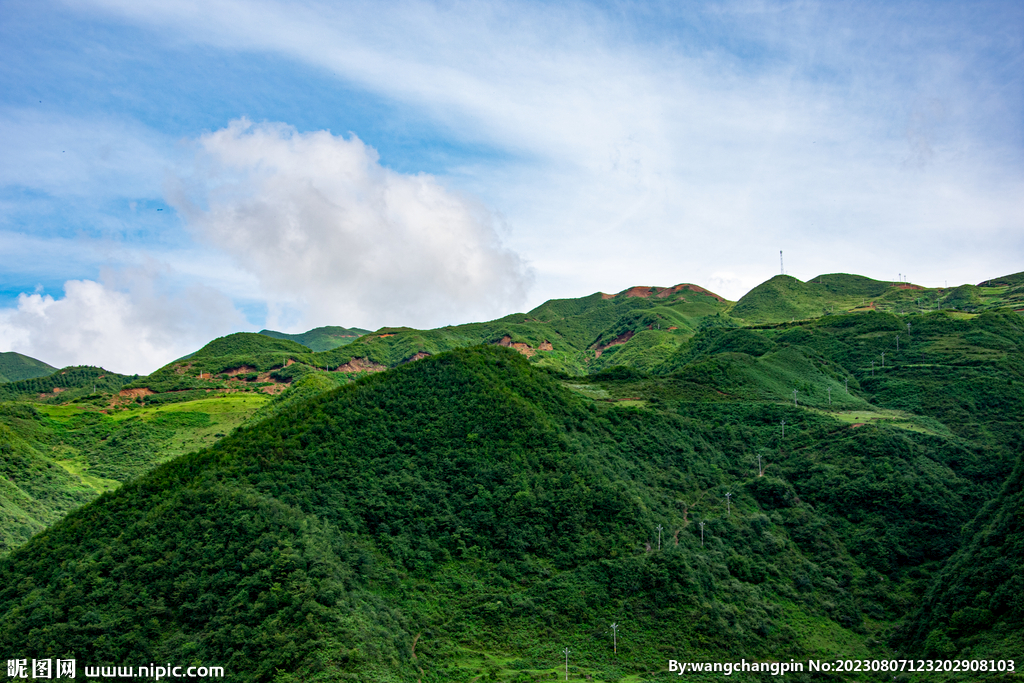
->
(0, 272, 1022, 681)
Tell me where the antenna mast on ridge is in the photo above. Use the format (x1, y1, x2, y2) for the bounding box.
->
(780, 250, 784, 275)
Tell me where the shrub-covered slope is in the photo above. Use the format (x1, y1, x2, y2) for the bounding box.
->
(0, 345, 1017, 681)
(0, 390, 272, 552)
(0, 366, 134, 402)
(306, 283, 732, 376)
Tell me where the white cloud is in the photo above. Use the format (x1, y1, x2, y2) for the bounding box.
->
(168, 119, 533, 330)
(0, 271, 244, 374)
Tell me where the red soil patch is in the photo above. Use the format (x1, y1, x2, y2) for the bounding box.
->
(285, 359, 295, 367)
(493, 335, 544, 357)
(223, 366, 257, 376)
(602, 283, 726, 302)
(119, 388, 155, 398)
(37, 387, 68, 399)
(378, 334, 395, 338)
(335, 357, 387, 373)
(893, 283, 923, 290)
(538, 341, 553, 351)
(668, 326, 678, 330)
(676, 283, 726, 301)
(510, 343, 535, 358)
(851, 423, 866, 428)
(404, 352, 431, 363)
(593, 330, 634, 358)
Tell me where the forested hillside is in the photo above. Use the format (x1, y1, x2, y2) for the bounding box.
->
(0, 272, 1022, 681)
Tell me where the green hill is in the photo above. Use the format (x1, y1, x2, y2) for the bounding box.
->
(260, 325, 371, 351)
(977, 270, 1024, 287)
(1, 329, 1021, 680)
(123, 332, 316, 395)
(729, 274, 894, 323)
(0, 351, 56, 383)
(304, 283, 732, 377)
(731, 272, 1024, 325)
(1, 271, 1023, 680)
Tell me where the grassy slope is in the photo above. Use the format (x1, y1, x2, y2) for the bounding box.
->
(0, 351, 56, 383)
(0, 392, 271, 553)
(0, 344, 1019, 681)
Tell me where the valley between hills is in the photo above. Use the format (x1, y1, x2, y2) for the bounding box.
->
(1, 271, 1022, 682)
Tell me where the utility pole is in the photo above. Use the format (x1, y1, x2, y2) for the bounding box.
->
(907, 322, 912, 335)
(827, 386, 831, 406)
(699, 521, 706, 547)
(793, 389, 798, 406)
(896, 334, 899, 351)
(610, 623, 619, 654)
(725, 492, 733, 516)
(780, 250, 784, 275)
(756, 453, 764, 476)
(563, 648, 571, 681)
(781, 419, 786, 439)
(656, 524, 663, 550)
(845, 378, 848, 394)
(871, 361, 875, 376)
(881, 352, 885, 368)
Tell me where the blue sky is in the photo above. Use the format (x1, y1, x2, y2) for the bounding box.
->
(1, 0, 1022, 373)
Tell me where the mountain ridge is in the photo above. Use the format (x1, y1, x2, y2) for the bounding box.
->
(0, 269, 1022, 680)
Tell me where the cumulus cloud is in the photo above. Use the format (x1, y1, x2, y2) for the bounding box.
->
(0, 271, 244, 374)
(169, 119, 532, 330)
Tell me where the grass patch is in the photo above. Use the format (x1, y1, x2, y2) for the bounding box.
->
(563, 383, 611, 399)
(53, 458, 120, 494)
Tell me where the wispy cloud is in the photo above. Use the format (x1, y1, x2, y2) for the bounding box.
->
(72, 0, 1024, 297)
